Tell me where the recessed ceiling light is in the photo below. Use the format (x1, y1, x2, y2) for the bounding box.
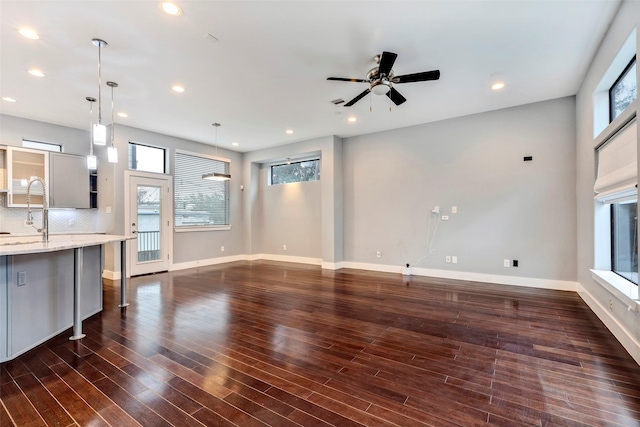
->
(347, 117, 357, 122)
(1, 97, 17, 103)
(172, 85, 185, 93)
(285, 129, 293, 134)
(117, 112, 128, 118)
(161, 2, 182, 16)
(491, 82, 505, 90)
(27, 69, 45, 77)
(231, 142, 239, 146)
(18, 28, 39, 40)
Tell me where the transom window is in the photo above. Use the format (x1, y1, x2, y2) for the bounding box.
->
(22, 139, 62, 152)
(610, 56, 637, 122)
(270, 159, 320, 185)
(129, 142, 166, 174)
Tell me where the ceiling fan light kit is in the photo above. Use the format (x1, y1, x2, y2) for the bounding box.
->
(327, 51, 440, 108)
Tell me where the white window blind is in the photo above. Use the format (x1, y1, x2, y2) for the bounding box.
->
(594, 118, 637, 204)
(174, 151, 229, 227)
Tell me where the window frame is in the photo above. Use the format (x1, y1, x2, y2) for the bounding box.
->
(173, 149, 231, 232)
(610, 201, 638, 285)
(128, 141, 167, 174)
(609, 55, 637, 123)
(270, 158, 321, 185)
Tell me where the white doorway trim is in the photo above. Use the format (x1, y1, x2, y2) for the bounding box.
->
(124, 170, 173, 277)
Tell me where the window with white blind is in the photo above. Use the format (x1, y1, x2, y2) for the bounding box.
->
(174, 150, 230, 229)
(594, 118, 638, 285)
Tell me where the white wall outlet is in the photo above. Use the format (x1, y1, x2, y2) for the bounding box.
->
(376, 250, 381, 258)
(432, 206, 440, 214)
(452, 256, 458, 264)
(221, 246, 225, 252)
(504, 259, 510, 267)
(105, 206, 112, 214)
(442, 215, 449, 221)
(283, 244, 287, 251)
(452, 206, 457, 214)
(17, 271, 26, 286)
(69, 219, 75, 227)
(445, 255, 451, 263)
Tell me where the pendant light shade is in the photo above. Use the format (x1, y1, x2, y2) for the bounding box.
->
(92, 38, 108, 145)
(86, 97, 97, 170)
(202, 172, 231, 181)
(202, 123, 231, 181)
(93, 123, 107, 145)
(107, 81, 118, 163)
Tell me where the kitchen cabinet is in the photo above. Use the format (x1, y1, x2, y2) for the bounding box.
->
(0, 148, 7, 192)
(6, 146, 48, 207)
(49, 152, 90, 208)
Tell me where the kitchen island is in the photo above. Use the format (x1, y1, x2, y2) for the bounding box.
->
(0, 234, 131, 362)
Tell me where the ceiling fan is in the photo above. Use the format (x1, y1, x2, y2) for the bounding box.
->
(327, 51, 440, 107)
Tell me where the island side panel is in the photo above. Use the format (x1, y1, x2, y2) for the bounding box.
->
(0, 256, 7, 360)
(9, 248, 101, 359)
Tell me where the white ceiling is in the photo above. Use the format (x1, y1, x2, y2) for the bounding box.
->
(0, 1, 621, 152)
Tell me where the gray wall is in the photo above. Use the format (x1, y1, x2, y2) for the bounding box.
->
(242, 135, 343, 266)
(343, 97, 577, 280)
(258, 164, 322, 258)
(575, 0, 640, 358)
(102, 124, 245, 268)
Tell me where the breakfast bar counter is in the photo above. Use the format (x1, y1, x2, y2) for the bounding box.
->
(0, 234, 132, 362)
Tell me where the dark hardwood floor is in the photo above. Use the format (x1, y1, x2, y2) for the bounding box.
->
(2, 260, 640, 426)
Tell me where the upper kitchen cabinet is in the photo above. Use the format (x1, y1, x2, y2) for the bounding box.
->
(0, 148, 7, 192)
(49, 152, 90, 209)
(6, 147, 48, 207)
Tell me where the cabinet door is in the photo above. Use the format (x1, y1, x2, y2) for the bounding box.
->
(7, 147, 48, 207)
(49, 153, 90, 208)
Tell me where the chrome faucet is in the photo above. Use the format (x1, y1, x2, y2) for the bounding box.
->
(26, 177, 49, 242)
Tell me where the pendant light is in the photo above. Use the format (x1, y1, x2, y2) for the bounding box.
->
(106, 81, 118, 163)
(86, 97, 97, 170)
(202, 123, 231, 181)
(92, 38, 108, 145)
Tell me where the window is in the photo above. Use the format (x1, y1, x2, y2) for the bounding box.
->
(174, 150, 229, 228)
(22, 139, 62, 152)
(611, 201, 638, 284)
(595, 119, 638, 286)
(610, 56, 637, 122)
(129, 142, 166, 173)
(270, 159, 320, 185)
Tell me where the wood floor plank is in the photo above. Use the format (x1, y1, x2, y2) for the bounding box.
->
(2, 261, 640, 426)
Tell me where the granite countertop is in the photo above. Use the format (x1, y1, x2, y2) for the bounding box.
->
(0, 234, 135, 256)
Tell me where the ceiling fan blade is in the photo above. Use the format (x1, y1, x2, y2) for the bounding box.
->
(393, 70, 440, 83)
(327, 77, 369, 83)
(378, 51, 398, 77)
(344, 88, 371, 107)
(386, 87, 407, 105)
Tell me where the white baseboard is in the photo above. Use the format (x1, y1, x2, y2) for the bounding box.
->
(171, 255, 245, 271)
(578, 286, 640, 365)
(322, 261, 344, 270)
(102, 269, 121, 280)
(341, 262, 578, 291)
(251, 254, 322, 266)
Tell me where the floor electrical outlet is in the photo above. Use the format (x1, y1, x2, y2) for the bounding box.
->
(445, 256, 451, 263)
(504, 259, 510, 267)
(221, 246, 225, 252)
(452, 256, 458, 264)
(376, 250, 381, 258)
(442, 215, 449, 221)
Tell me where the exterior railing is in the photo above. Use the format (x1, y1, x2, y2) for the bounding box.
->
(137, 230, 160, 262)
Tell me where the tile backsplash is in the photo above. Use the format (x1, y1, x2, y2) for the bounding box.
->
(0, 193, 96, 235)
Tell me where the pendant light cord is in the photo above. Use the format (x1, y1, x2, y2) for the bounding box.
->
(97, 44, 102, 124)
